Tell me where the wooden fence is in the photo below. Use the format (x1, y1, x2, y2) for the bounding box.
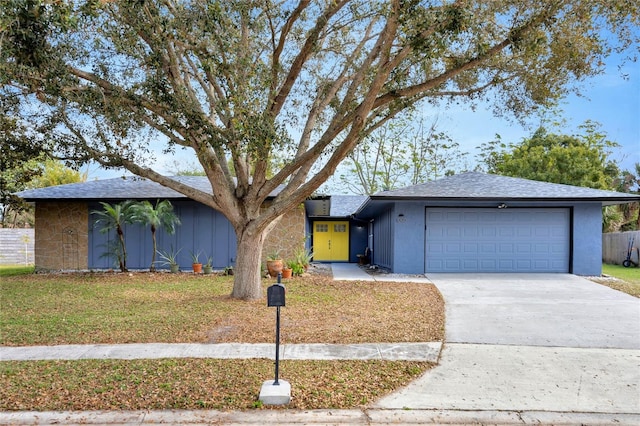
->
(0, 229, 35, 265)
(602, 230, 640, 265)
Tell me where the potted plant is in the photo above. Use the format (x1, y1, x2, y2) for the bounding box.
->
(281, 261, 293, 279)
(289, 259, 305, 277)
(190, 250, 203, 273)
(157, 246, 182, 273)
(266, 250, 284, 278)
(203, 255, 213, 275)
(294, 246, 313, 271)
(224, 265, 234, 276)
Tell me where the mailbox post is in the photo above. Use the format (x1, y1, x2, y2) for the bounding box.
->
(259, 273, 291, 405)
(266, 274, 285, 385)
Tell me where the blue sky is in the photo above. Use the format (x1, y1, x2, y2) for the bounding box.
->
(437, 55, 639, 173)
(88, 51, 639, 181)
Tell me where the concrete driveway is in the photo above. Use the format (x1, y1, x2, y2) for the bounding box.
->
(376, 274, 640, 415)
(430, 273, 640, 348)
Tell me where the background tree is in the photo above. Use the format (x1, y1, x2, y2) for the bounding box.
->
(606, 164, 640, 232)
(477, 122, 620, 190)
(1, 150, 86, 227)
(2, 1, 637, 299)
(129, 200, 181, 272)
(336, 115, 467, 194)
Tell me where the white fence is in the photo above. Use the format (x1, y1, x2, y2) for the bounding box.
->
(0, 229, 35, 265)
(602, 230, 640, 265)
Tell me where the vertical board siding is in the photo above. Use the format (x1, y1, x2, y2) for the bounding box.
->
(89, 200, 236, 270)
(0, 229, 35, 265)
(373, 207, 393, 269)
(602, 231, 640, 265)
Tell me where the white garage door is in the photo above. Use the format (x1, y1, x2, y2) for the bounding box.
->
(425, 208, 570, 273)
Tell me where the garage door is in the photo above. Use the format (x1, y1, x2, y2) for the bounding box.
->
(425, 208, 570, 273)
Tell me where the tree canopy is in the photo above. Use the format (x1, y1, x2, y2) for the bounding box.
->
(477, 122, 620, 190)
(336, 115, 467, 195)
(2, 0, 638, 299)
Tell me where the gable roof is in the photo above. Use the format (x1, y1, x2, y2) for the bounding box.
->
(16, 176, 283, 201)
(358, 171, 639, 209)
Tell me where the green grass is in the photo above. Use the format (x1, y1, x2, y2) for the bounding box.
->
(594, 264, 640, 297)
(0, 265, 35, 277)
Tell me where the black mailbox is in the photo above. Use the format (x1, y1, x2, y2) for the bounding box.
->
(267, 284, 286, 307)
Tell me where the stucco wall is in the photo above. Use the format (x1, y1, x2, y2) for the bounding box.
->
(34, 201, 89, 271)
(392, 202, 425, 274)
(572, 203, 603, 275)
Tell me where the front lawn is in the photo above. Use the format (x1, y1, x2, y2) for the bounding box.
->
(1, 269, 443, 411)
(1, 270, 444, 346)
(590, 264, 640, 297)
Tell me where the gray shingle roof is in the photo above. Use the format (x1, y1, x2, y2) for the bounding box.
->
(16, 176, 282, 200)
(303, 195, 368, 217)
(370, 172, 640, 204)
(329, 195, 368, 217)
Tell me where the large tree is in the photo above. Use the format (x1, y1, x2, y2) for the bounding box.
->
(1, 1, 638, 299)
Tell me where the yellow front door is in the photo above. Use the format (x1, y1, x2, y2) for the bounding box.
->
(313, 221, 349, 261)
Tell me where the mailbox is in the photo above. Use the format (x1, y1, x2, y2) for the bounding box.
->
(267, 284, 286, 307)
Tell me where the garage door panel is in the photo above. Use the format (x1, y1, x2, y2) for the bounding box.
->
(426, 208, 570, 273)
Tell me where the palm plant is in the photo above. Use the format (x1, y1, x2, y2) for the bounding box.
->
(130, 200, 181, 271)
(91, 201, 135, 272)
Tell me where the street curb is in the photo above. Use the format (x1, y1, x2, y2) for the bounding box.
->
(2, 409, 639, 425)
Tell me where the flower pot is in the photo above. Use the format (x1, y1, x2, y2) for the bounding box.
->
(192, 263, 203, 273)
(170, 264, 179, 273)
(266, 259, 283, 278)
(203, 265, 213, 274)
(281, 268, 292, 279)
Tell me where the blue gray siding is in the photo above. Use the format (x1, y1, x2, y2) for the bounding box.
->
(372, 207, 393, 269)
(89, 200, 236, 270)
(368, 200, 604, 275)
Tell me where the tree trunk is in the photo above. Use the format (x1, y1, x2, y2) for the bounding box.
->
(150, 225, 157, 272)
(117, 225, 127, 272)
(231, 226, 267, 300)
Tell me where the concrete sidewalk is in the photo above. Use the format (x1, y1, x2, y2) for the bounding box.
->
(331, 262, 432, 283)
(0, 342, 441, 362)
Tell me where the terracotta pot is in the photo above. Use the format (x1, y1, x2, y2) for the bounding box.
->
(266, 259, 283, 278)
(192, 263, 203, 273)
(281, 268, 292, 279)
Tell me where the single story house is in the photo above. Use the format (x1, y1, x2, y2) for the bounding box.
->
(16, 172, 639, 275)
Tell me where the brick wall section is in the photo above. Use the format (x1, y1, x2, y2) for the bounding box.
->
(34, 202, 88, 271)
(263, 204, 306, 263)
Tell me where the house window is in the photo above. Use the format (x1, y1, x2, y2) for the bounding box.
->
(316, 224, 329, 232)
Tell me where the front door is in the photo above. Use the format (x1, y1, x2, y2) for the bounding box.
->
(313, 221, 349, 261)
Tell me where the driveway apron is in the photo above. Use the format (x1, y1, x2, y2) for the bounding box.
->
(375, 274, 640, 414)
